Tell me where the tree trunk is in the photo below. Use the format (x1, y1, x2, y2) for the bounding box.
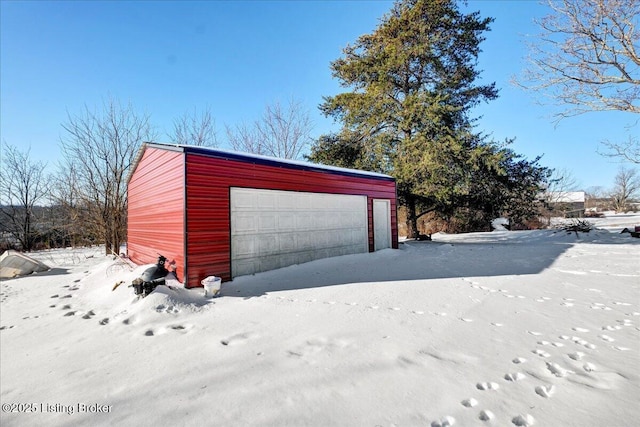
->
(405, 197, 420, 239)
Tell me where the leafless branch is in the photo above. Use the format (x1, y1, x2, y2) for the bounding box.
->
(225, 97, 314, 159)
(170, 106, 218, 147)
(515, 0, 640, 119)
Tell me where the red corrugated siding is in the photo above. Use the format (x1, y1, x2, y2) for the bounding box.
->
(128, 148, 186, 280)
(185, 153, 397, 286)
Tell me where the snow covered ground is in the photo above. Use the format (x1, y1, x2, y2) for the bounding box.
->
(1, 214, 639, 427)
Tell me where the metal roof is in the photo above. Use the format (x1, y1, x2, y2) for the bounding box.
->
(143, 142, 395, 181)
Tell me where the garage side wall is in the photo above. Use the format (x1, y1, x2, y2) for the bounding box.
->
(128, 148, 186, 280)
(185, 153, 397, 286)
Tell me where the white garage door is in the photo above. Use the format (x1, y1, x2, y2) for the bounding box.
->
(231, 188, 368, 277)
(373, 199, 391, 251)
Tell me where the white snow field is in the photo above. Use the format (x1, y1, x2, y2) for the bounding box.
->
(1, 214, 639, 427)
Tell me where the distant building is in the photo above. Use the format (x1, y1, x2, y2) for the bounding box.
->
(541, 191, 586, 218)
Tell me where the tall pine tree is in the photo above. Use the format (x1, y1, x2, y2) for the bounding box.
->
(313, 0, 505, 235)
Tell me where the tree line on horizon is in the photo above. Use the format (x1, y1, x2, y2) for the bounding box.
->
(1, 0, 638, 253)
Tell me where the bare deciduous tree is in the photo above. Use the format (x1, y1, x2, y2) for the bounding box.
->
(610, 166, 640, 212)
(517, 0, 640, 119)
(50, 163, 96, 247)
(0, 144, 50, 251)
(226, 98, 313, 159)
(170, 106, 218, 147)
(60, 98, 157, 255)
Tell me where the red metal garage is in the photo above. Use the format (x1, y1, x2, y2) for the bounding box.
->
(127, 142, 398, 288)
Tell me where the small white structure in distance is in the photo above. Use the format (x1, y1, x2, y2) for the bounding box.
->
(0, 250, 50, 279)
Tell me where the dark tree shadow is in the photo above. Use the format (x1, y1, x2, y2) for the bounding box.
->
(221, 232, 639, 299)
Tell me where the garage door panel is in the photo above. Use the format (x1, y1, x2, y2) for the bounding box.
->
(258, 215, 277, 232)
(257, 235, 278, 255)
(278, 193, 297, 210)
(258, 193, 277, 209)
(231, 188, 368, 277)
(233, 214, 257, 234)
(232, 236, 255, 257)
(277, 214, 296, 231)
(233, 192, 256, 209)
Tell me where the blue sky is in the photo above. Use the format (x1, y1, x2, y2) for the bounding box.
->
(1, 0, 637, 191)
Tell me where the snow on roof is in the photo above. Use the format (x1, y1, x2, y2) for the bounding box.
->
(547, 191, 586, 203)
(145, 142, 394, 181)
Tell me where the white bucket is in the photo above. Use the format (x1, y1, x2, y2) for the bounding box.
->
(201, 276, 222, 297)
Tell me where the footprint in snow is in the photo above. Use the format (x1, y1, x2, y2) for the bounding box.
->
(572, 327, 589, 333)
(461, 398, 478, 408)
(546, 362, 573, 377)
(598, 334, 615, 342)
(512, 414, 535, 426)
(99, 318, 109, 326)
(504, 372, 526, 381)
(535, 384, 555, 398)
(169, 324, 189, 333)
(476, 382, 500, 391)
(527, 331, 542, 336)
(431, 416, 456, 427)
(479, 410, 494, 421)
(64, 311, 76, 317)
(82, 310, 96, 320)
(221, 332, 255, 346)
(155, 304, 180, 314)
(570, 336, 596, 349)
(61, 304, 72, 310)
(512, 357, 527, 364)
(568, 351, 584, 360)
(532, 349, 550, 358)
(144, 330, 154, 336)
